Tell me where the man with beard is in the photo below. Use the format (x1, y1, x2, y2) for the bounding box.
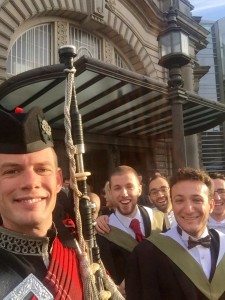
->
(96, 165, 161, 296)
(208, 172, 225, 234)
(126, 168, 225, 300)
(148, 175, 176, 228)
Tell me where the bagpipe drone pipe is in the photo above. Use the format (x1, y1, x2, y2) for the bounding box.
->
(58, 45, 124, 300)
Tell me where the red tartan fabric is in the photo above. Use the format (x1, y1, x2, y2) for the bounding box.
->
(32, 237, 83, 300)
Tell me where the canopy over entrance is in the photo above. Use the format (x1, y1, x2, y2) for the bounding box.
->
(0, 56, 225, 138)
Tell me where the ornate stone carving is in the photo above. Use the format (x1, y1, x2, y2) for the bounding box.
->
(57, 21, 68, 48)
(105, 0, 116, 12)
(90, 0, 105, 23)
(104, 40, 113, 64)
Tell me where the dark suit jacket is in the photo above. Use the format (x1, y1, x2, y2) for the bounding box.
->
(96, 206, 152, 285)
(125, 230, 225, 300)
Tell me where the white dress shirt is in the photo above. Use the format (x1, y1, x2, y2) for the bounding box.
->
(108, 206, 153, 239)
(163, 227, 212, 279)
(208, 215, 225, 234)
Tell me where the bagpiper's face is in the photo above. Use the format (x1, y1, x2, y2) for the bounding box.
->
(110, 172, 141, 218)
(172, 180, 214, 238)
(0, 148, 62, 236)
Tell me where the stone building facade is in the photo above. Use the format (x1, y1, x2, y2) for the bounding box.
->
(0, 0, 218, 193)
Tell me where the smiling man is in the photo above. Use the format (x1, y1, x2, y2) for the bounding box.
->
(126, 167, 225, 300)
(148, 175, 171, 212)
(148, 175, 176, 228)
(96, 165, 158, 296)
(208, 172, 225, 233)
(0, 148, 60, 236)
(0, 107, 82, 299)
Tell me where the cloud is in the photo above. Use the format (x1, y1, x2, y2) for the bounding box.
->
(191, 0, 225, 12)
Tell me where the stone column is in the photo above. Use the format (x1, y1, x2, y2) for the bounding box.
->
(169, 88, 187, 174)
(182, 62, 200, 168)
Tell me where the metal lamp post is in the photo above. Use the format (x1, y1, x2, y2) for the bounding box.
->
(158, 6, 190, 88)
(158, 7, 191, 173)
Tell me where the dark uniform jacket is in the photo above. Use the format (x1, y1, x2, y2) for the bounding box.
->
(0, 225, 76, 299)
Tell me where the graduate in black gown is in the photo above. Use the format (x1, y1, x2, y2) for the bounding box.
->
(96, 165, 165, 297)
(126, 167, 225, 300)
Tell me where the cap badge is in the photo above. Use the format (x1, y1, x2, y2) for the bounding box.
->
(41, 119, 52, 137)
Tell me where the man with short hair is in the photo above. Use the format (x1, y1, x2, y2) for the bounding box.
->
(208, 172, 225, 233)
(96, 165, 161, 293)
(96, 175, 174, 234)
(61, 177, 70, 196)
(126, 167, 225, 300)
(148, 175, 176, 228)
(0, 107, 82, 299)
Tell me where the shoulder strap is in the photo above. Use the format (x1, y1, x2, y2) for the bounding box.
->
(163, 212, 171, 231)
(147, 233, 225, 300)
(151, 210, 165, 232)
(139, 206, 165, 235)
(98, 226, 138, 252)
(209, 229, 219, 281)
(139, 205, 151, 236)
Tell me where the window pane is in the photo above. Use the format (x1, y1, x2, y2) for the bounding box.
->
(160, 34, 171, 56)
(181, 33, 189, 55)
(172, 32, 181, 53)
(6, 24, 52, 75)
(69, 26, 101, 60)
(114, 50, 129, 69)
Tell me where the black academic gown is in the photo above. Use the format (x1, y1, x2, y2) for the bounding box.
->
(125, 229, 225, 300)
(96, 206, 152, 285)
(96, 234, 131, 285)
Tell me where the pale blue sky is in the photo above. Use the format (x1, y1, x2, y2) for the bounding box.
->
(191, 0, 225, 21)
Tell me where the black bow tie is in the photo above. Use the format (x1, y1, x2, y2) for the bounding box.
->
(188, 235, 211, 249)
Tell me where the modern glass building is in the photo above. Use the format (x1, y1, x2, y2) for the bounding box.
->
(197, 17, 225, 172)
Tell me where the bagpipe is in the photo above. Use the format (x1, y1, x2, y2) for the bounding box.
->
(58, 45, 124, 300)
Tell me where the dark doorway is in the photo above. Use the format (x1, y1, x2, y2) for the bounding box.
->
(120, 150, 147, 181)
(84, 149, 109, 195)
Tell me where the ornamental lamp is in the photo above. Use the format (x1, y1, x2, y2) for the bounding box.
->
(158, 7, 191, 87)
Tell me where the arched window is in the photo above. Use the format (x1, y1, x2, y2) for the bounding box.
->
(7, 24, 52, 75)
(69, 26, 101, 59)
(7, 23, 129, 75)
(69, 26, 129, 69)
